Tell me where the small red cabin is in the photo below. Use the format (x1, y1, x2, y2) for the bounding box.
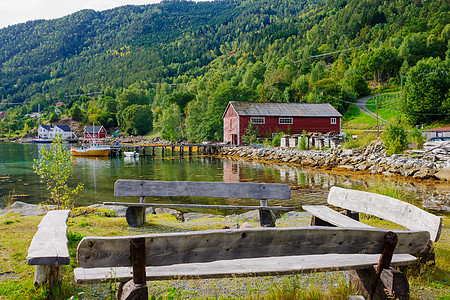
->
(83, 125, 107, 139)
(223, 101, 342, 145)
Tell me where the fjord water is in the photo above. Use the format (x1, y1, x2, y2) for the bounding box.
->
(0, 142, 446, 211)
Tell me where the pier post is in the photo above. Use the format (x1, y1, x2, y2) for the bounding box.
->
(189, 146, 192, 156)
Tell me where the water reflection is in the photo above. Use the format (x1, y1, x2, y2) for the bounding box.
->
(1, 142, 448, 211)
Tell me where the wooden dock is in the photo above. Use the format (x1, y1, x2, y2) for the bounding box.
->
(110, 143, 226, 157)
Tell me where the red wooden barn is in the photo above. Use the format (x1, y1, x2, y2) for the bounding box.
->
(83, 125, 107, 139)
(223, 101, 342, 145)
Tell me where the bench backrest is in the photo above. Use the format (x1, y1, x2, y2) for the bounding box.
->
(77, 227, 430, 268)
(114, 180, 291, 200)
(328, 186, 442, 242)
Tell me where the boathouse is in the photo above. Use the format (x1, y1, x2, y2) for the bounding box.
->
(223, 101, 342, 145)
(84, 125, 107, 139)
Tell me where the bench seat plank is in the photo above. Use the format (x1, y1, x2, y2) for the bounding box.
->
(103, 202, 295, 211)
(328, 187, 442, 242)
(77, 227, 430, 268)
(114, 180, 291, 200)
(302, 205, 374, 229)
(74, 253, 417, 284)
(27, 210, 70, 265)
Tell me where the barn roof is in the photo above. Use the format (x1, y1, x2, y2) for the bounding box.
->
(227, 101, 342, 118)
(423, 127, 450, 132)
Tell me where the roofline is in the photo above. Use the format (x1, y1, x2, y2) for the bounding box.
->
(225, 101, 342, 117)
(423, 127, 450, 132)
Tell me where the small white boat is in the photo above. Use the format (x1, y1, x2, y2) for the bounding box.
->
(124, 151, 139, 157)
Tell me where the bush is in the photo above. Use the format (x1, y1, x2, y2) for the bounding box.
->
(241, 123, 259, 145)
(271, 132, 283, 147)
(382, 124, 408, 155)
(408, 127, 425, 149)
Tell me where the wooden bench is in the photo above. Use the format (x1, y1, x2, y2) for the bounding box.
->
(74, 226, 430, 300)
(104, 180, 294, 227)
(27, 210, 71, 288)
(303, 186, 443, 298)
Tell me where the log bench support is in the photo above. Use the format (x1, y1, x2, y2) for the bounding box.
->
(118, 238, 148, 300)
(27, 210, 71, 288)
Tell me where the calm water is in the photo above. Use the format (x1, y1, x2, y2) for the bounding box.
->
(0, 142, 448, 212)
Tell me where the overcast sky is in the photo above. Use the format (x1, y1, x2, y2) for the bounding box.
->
(0, 0, 165, 29)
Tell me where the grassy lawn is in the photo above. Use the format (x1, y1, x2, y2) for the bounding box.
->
(0, 208, 448, 300)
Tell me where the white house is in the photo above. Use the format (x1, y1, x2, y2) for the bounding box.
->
(38, 125, 52, 138)
(38, 125, 74, 140)
(48, 125, 75, 140)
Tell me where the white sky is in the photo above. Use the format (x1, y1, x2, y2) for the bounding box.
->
(0, 0, 164, 29)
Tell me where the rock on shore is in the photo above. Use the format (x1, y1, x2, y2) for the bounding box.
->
(220, 142, 449, 181)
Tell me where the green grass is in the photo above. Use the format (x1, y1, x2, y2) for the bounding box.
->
(0, 211, 448, 299)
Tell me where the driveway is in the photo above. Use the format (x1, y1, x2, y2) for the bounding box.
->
(356, 95, 391, 125)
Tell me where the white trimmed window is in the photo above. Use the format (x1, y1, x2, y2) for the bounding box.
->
(229, 119, 233, 130)
(279, 118, 293, 124)
(250, 117, 265, 124)
(331, 118, 337, 125)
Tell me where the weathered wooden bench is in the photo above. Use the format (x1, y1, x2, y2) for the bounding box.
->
(303, 186, 443, 298)
(27, 210, 71, 288)
(74, 226, 430, 300)
(104, 180, 294, 227)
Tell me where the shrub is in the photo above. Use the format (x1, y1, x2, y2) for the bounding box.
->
(382, 124, 408, 155)
(408, 127, 425, 149)
(241, 123, 259, 145)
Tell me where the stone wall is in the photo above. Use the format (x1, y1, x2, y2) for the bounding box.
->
(221, 142, 449, 181)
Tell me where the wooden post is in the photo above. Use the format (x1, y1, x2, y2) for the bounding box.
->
(189, 146, 192, 156)
(259, 199, 276, 227)
(34, 265, 62, 288)
(344, 210, 360, 221)
(118, 238, 148, 300)
(162, 147, 165, 156)
(152, 147, 155, 157)
(371, 231, 398, 299)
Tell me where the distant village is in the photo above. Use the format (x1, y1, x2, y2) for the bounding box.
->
(1, 100, 449, 144)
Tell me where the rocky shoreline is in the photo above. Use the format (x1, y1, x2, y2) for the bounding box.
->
(220, 142, 450, 182)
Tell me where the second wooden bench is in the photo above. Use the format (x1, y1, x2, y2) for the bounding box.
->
(104, 180, 294, 227)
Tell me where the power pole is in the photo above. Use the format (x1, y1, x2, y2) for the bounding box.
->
(376, 96, 379, 136)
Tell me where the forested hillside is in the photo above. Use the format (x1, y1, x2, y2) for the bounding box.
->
(0, 0, 448, 141)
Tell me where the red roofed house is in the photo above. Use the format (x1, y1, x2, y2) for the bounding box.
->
(423, 127, 450, 141)
(223, 101, 342, 145)
(84, 125, 107, 139)
(0, 111, 4, 119)
(55, 102, 65, 107)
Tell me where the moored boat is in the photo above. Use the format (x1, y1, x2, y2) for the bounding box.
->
(71, 142, 111, 157)
(123, 151, 139, 157)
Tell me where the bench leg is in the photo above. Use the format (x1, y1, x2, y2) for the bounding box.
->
(34, 265, 62, 288)
(126, 206, 146, 227)
(118, 281, 148, 300)
(118, 237, 148, 300)
(350, 267, 409, 300)
(259, 209, 276, 227)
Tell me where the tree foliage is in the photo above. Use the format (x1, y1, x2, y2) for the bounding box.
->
(402, 57, 450, 124)
(33, 136, 83, 209)
(120, 104, 153, 135)
(0, 0, 449, 138)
